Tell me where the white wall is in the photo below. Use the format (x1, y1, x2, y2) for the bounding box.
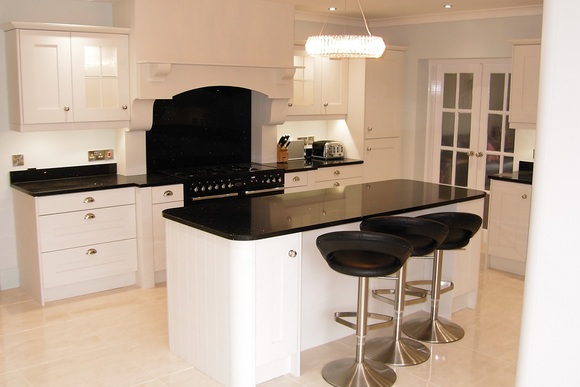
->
(0, 0, 115, 289)
(295, 14, 543, 179)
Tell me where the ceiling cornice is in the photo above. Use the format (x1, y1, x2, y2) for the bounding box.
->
(295, 5, 543, 27)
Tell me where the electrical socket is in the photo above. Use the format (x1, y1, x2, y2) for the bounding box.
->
(88, 149, 114, 162)
(12, 154, 24, 166)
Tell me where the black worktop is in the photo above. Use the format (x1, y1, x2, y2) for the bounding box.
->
(163, 179, 486, 241)
(262, 158, 363, 172)
(489, 171, 533, 185)
(10, 164, 180, 196)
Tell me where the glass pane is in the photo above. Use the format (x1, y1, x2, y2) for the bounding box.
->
(85, 78, 101, 108)
(489, 73, 505, 111)
(504, 116, 515, 152)
(83, 46, 101, 77)
(503, 156, 514, 173)
(458, 73, 473, 109)
(102, 78, 118, 108)
(455, 152, 469, 187)
(443, 73, 457, 109)
(457, 113, 471, 148)
(487, 114, 503, 152)
(441, 112, 455, 146)
(439, 150, 453, 185)
(485, 154, 500, 190)
(100, 46, 118, 77)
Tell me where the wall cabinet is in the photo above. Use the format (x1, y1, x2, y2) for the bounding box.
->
(135, 184, 184, 287)
(12, 187, 138, 305)
(288, 47, 349, 116)
(488, 179, 532, 276)
(509, 40, 541, 130)
(2, 22, 130, 131)
(314, 164, 364, 189)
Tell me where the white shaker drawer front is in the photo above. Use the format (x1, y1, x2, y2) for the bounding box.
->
(285, 172, 308, 189)
(41, 238, 137, 288)
(315, 165, 363, 182)
(314, 177, 363, 190)
(152, 184, 184, 204)
(39, 204, 136, 252)
(38, 187, 135, 215)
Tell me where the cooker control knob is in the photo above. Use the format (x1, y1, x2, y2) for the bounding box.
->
(208, 185, 213, 191)
(215, 184, 219, 190)
(228, 182, 234, 188)
(222, 183, 226, 189)
(201, 186, 206, 192)
(193, 187, 199, 192)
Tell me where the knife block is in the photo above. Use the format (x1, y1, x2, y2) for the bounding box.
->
(277, 146, 289, 163)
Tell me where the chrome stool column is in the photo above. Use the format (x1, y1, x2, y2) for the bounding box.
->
(403, 212, 482, 343)
(360, 216, 449, 366)
(316, 231, 413, 387)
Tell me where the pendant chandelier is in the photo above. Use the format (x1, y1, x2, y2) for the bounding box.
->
(305, 0, 386, 59)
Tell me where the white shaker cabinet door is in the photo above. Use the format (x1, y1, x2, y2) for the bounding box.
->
(19, 30, 73, 124)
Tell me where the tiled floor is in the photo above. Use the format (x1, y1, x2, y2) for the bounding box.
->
(0, 258, 524, 386)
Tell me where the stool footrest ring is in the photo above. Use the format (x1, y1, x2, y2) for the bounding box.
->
(334, 311, 393, 330)
(372, 288, 428, 306)
(406, 279, 454, 295)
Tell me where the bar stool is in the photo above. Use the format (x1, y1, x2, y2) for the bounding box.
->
(316, 231, 413, 387)
(360, 216, 449, 366)
(403, 212, 483, 343)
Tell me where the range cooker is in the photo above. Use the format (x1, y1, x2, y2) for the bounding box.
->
(159, 163, 284, 202)
(147, 86, 285, 203)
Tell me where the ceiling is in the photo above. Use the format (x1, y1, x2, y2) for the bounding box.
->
(274, 0, 543, 20)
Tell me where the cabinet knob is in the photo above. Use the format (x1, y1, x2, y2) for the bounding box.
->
(293, 176, 301, 182)
(84, 213, 95, 220)
(522, 194, 528, 199)
(122, 104, 128, 110)
(63, 105, 70, 112)
(333, 170, 341, 175)
(367, 147, 372, 151)
(86, 248, 97, 255)
(84, 197, 95, 203)
(163, 190, 174, 197)
(333, 182, 340, 187)
(288, 250, 297, 258)
(323, 102, 329, 107)
(367, 127, 373, 131)
(288, 101, 293, 107)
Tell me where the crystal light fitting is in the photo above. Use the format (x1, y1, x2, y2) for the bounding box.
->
(305, 0, 386, 59)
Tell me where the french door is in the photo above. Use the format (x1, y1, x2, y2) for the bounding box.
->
(427, 60, 514, 192)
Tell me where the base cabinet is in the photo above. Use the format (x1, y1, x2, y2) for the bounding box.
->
(313, 164, 363, 189)
(488, 179, 532, 275)
(12, 187, 138, 305)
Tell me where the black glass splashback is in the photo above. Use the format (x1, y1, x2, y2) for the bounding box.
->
(146, 86, 251, 172)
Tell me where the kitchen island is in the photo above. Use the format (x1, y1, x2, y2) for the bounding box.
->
(162, 179, 485, 386)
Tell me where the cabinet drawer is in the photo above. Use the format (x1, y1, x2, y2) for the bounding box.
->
(315, 165, 363, 182)
(39, 204, 136, 252)
(314, 177, 363, 190)
(152, 184, 184, 204)
(38, 187, 135, 215)
(41, 238, 137, 288)
(285, 172, 308, 189)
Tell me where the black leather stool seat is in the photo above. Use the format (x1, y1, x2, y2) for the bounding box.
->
(402, 212, 483, 344)
(316, 231, 413, 387)
(317, 231, 412, 278)
(419, 212, 483, 250)
(360, 216, 449, 366)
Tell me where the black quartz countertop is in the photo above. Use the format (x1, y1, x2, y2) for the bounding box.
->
(262, 158, 363, 172)
(163, 179, 486, 241)
(10, 164, 181, 196)
(489, 171, 533, 185)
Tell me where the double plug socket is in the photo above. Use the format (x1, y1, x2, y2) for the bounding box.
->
(88, 149, 114, 162)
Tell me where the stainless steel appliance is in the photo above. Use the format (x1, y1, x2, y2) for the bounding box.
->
(312, 140, 345, 160)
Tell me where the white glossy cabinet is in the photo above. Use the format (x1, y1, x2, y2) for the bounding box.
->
(314, 164, 364, 189)
(488, 179, 532, 276)
(288, 46, 349, 116)
(2, 22, 130, 131)
(364, 137, 401, 183)
(135, 184, 184, 287)
(509, 40, 541, 130)
(12, 187, 138, 305)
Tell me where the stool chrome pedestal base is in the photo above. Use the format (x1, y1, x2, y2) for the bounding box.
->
(365, 336, 430, 366)
(322, 358, 397, 387)
(403, 317, 465, 343)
